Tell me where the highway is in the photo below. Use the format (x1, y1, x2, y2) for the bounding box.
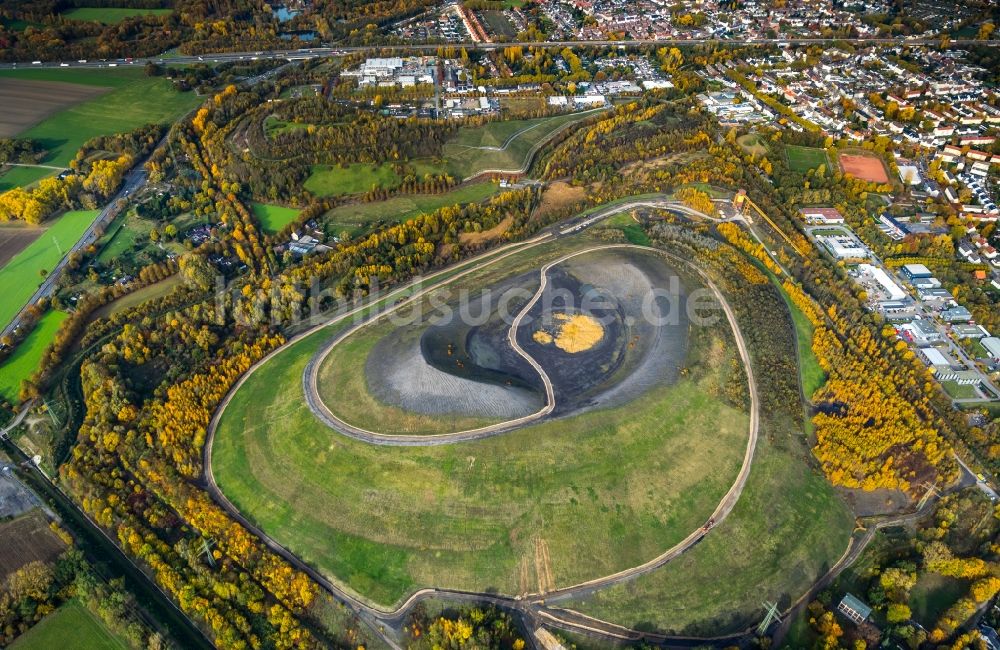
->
(0, 167, 146, 342)
(1, 35, 998, 72)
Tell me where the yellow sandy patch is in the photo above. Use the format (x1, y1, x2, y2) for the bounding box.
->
(533, 330, 554, 344)
(534, 313, 604, 353)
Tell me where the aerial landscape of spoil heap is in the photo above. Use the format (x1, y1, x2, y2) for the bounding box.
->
(0, 1, 999, 648)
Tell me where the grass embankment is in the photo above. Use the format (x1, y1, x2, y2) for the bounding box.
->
(563, 258, 850, 635)
(778, 286, 826, 398)
(322, 183, 500, 238)
(417, 110, 600, 180)
(61, 7, 171, 23)
(0, 68, 200, 167)
(9, 600, 127, 650)
(0, 310, 67, 402)
(564, 413, 853, 634)
(0, 209, 97, 329)
(304, 163, 401, 197)
(251, 202, 300, 234)
(212, 242, 750, 607)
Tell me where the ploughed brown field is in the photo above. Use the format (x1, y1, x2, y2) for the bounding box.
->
(0, 224, 44, 267)
(839, 153, 890, 184)
(0, 510, 67, 581)
(0, 78, 108, 137)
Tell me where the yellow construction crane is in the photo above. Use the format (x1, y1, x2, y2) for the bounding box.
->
(736, 190, 806, 257)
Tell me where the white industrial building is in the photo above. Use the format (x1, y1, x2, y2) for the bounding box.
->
(858, 263, 907, 301)
(983, 337, 1000, 360)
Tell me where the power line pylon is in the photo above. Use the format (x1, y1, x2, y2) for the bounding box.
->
(917, 482, 939, 510)
(757, 601, 782, 636)
(199, 537, 217, 568)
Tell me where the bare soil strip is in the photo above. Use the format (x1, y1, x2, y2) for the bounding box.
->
(0, 78, 109, 137)
(0, 225, 44, 267)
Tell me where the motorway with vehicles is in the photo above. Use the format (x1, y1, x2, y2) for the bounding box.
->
(0, 35, 998, 73)
(0, 167, 146, 342)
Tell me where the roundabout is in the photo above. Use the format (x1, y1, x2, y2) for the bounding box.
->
(206, 213, 758, 615)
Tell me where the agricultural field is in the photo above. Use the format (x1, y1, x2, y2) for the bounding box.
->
(839, 151, 890, 184)
(0, 78, 107, 138)
(321, 182, 500, 238)
(0, 223, 43, 267)
(784, 144, 829, 173)
(417, 109, 603, 180)
(61, 7, 171, 23)
(0, 166, 58, 193)
(0, 68, 200, 167)
(251, 202, 300, 234)
(304, 163, 401, 197)
(0, 509, 67, 581)
(212, 238, 751, 607)
(0, 209, 96, 330)
(9, 600, 127, 650)
(0, 310, 68, 402)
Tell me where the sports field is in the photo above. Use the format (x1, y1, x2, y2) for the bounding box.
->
(322, 182, 500, 238)
(61, 7, 171, 23)
(0, 209, 96, 331)
(304, 163, 401, 197)
(417, 110, 602, 180)
(0, 68, 200, 167)
(10, 600, 127, 650)
(784, 145, 829, 173)
(211, 239, 751, 606)
(251, 202, 300, 234)
(839, 152, 890, 184)
(0, 310, 67, 402)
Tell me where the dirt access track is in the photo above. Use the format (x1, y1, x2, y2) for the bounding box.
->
(0, 78, 108, 137)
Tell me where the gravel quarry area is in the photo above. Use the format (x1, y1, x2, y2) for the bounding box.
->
(366, 321, 543, 419)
